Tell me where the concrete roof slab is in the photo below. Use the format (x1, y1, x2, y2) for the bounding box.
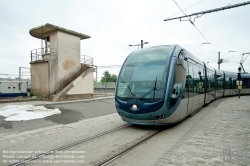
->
(29, 23, 91, 40)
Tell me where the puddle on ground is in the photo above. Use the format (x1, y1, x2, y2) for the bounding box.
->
(0, 118, 13, 129)
(44, 108, 85, 124)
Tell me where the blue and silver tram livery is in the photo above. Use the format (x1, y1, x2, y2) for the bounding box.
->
(115, 45, 250, 125)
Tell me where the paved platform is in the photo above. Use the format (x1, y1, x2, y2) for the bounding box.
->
(156, 96, 250, 166)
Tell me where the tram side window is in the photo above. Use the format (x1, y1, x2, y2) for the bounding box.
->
(174, 56, 188, 99)
(186, 62, 194, 96)
(201, 66, 205, 94)
(225, 76, 237, 89)
(216, 74, 224, 90)
(225, 76, 232, 89)
(211, 71, 215, 90)
(207, 70, 215, 92)
(232, 77, 237, 88)
(193, 64, 204, 94)
(170, 57, 188, 107)
(243, 78, 250, 88)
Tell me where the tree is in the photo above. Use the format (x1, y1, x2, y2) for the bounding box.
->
(101, 70, 117, 82)
(111, 74, 117, 82)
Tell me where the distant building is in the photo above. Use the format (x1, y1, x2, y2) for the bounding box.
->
(0, 80, 27, 97)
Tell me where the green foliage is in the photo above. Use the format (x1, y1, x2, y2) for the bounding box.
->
(101, 70, 117, 82)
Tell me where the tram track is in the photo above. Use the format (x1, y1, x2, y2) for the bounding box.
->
(98, 99, 228, 166)
(11, 124, 131, 166)
(97, 129, 163, 166)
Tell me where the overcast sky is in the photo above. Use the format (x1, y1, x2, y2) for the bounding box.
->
(0, 0, 250, 80)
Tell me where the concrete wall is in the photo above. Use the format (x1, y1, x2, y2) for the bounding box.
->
(48, 31, 58, 94)
(67, 71, 94, 95)
(57, 31, 80, 79)
(30, 62, 49, 98)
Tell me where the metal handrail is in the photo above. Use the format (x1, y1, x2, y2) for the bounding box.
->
(30, 46, 57, 62)
(81, 55, 93, 66)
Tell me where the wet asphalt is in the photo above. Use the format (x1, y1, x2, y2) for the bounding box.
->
(0, 98, 116, 134)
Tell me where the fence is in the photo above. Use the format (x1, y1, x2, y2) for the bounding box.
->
(94, 82, 116, 95)
(25, 76, 116, 98)
(0, 73, 117, 98)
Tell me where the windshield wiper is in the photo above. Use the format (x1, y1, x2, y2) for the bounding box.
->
(153, 78, 157, 100)
(122, 81, 136, 97)
(139, 78, 157, 100)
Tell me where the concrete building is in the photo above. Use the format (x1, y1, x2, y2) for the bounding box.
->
(29, 23, 95, 101)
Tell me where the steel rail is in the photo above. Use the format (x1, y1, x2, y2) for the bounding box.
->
(11, 124, 131, 166)
(97, 130, 163, 166)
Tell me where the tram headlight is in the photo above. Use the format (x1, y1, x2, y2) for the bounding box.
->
(132, 104, 138, 110)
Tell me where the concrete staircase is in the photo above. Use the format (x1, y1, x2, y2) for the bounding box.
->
(50, 64, 91, 101)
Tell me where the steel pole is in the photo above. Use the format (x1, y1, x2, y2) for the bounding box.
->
(218, 52, 220, 70)
(19, 67, 21, 81)
(96, 66, 98, 83)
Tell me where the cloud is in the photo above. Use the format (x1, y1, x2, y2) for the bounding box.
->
(0, 0, 249, 77)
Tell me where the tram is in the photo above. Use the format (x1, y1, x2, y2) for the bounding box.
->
(115, 45, 250, 125)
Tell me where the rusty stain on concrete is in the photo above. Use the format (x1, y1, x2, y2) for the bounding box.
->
(62, 60, 76, 70)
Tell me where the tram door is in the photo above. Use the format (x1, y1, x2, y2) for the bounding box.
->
(187, 62, 194, 115)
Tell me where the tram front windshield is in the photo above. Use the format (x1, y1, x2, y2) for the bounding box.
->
(116, 46, 174, 100)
